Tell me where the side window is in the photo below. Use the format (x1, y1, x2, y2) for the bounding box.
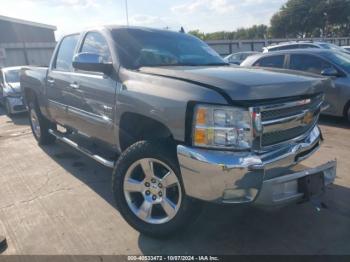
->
(54, 34, 80, 71)
(254, 55, 285, 68)
(81, 32, 112, 63)
(299, 44, 319, 49)
(290, 54, 333, 75)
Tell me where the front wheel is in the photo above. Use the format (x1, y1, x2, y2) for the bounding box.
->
(112, 140, 201, 238)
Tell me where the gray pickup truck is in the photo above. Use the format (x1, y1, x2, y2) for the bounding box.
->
(21, 26, 336, 238)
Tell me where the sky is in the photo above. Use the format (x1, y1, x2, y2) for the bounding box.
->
(0, 0, 287, 38)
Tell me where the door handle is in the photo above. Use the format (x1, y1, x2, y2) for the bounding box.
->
(47, 79, 55, 85)
(70, 83, 80, 89)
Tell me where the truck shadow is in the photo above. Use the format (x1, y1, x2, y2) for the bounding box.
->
(319, 115, 350, 129)
(40, 142, 350, 255)
(137, 184, 350, 255)
(0, 107, 29, 126)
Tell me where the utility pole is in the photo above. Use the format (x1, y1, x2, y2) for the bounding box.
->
(125, 0, 129, 26)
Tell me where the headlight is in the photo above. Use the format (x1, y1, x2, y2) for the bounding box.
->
(192, 105, 252, 149)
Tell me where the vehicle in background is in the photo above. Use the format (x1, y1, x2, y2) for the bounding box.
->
(241, 49, 350, 120)
(21, 26, 336, 238)
(263, 41, 350, 54)
(223, 51, 260, 65)
(342, 46, 350, 52)
(0, 67, 27, 115)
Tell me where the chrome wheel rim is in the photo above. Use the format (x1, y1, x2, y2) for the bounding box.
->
(123, 158, 182, 224)
(30, 108, 41, 139)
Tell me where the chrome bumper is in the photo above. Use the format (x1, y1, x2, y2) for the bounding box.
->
(177, 126, 336, 206)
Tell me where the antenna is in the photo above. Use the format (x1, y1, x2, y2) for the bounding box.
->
(125, 0, 129, 26)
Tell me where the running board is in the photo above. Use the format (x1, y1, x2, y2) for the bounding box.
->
(48, 129, 115, 169)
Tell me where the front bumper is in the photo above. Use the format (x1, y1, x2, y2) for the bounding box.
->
(177, 126, 336, 207)
(6, 96, 27, 114)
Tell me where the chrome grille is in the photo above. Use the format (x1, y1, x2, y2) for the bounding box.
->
(261, 97, 323, 121)
(251, 95, 323, 149)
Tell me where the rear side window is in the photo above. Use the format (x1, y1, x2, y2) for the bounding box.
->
(54, 34, 80, 71)
(254, 55, 285, 68)
(290, 54, 333, 75)
(81, 32, 112, 63)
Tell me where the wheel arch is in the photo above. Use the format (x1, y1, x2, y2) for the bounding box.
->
(119, 112, 175, 151)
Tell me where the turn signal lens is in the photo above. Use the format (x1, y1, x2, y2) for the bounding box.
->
(196, 108, 207, 125)
(194, 129, 207, 144)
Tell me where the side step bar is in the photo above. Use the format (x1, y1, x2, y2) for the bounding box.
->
(48, 129, 115, 169)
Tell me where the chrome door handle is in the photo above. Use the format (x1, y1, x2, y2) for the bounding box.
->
(70, 83, 80, 89)
(47, 79, 55, 84)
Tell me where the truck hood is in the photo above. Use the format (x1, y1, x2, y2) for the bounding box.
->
(139, 66, 329, 102)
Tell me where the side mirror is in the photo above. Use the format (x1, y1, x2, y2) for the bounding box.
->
(321, 67, 339, 77)
(72, 53, 113, 75)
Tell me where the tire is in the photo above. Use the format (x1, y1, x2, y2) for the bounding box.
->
(112, 140, 201, 238)
(4, 98, 12, 116)
(28, 100, 56, 145)
(345, 104, 350, 122)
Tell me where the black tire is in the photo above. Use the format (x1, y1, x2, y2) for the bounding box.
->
(28, 100, 56, 145)
(4, 98, 12, 116)
(112, 140, 201, 238)
(345, 103, 350, 122)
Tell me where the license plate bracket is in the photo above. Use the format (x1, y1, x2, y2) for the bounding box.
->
(298, 172, 325, 200)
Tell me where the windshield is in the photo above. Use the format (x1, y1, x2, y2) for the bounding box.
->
(4, 69, 20, 84)
(112, 28, 226, 69)
(325, 52, 350, 74)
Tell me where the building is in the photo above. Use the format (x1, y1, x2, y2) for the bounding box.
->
(0, 15, 57, 67)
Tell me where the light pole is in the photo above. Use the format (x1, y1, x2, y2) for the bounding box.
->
(125, 0, 129, 26)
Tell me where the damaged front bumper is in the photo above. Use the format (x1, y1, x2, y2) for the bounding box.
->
(177, 126, 336, 207)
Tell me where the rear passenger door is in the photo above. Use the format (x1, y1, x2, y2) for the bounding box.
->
(47, 34, 80, 124)
(68, 31, 117, 144)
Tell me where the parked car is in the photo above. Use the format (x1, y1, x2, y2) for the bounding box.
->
(241, 49, 350, 120)
(224, 51, 260, 65)
(263, 41, 350, 54)
(21, 26, 336, 238)
(0, 66, 27, 115)
(342, 46, 350, 52)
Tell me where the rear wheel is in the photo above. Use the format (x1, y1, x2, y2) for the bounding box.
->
(112, 140, 201, 238)
(28, 101, 56, 145)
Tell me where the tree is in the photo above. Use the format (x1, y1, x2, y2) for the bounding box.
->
(269, 0, 350, 38)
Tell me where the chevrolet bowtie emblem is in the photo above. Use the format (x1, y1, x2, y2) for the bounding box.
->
(302, 111, 314, 125)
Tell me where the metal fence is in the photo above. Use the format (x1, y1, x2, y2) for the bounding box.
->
(0, 42, 56, 68)
(206, 37, 350, 56)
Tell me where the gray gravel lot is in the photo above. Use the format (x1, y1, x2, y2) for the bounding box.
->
(0, 108, 349, 255)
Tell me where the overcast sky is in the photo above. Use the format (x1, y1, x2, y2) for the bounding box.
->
(0, 0, 287, 38)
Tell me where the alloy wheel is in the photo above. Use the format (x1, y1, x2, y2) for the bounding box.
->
(123, 158, 182, 224)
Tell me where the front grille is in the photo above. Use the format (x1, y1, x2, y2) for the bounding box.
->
(261, 97, 322, 121)
(261, 124, 314, 147)
(252, 95, 323, 148)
